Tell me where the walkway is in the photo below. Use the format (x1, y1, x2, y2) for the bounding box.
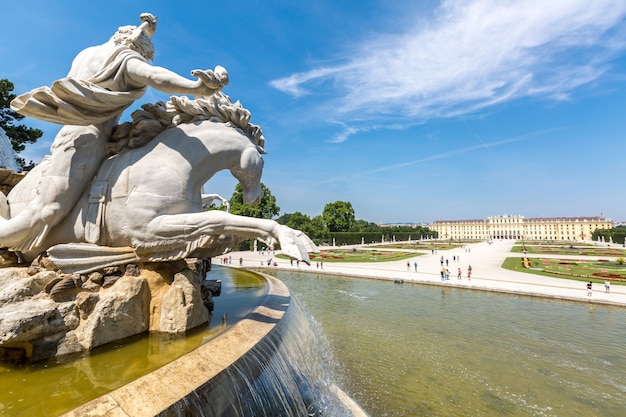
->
(219, 240, 626, 307)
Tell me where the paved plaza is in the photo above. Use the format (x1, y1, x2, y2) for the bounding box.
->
(223, 240, 626, 307)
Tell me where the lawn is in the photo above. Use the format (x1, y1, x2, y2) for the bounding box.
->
(502, 257, 626, 285)
(512, 244, 625, 257)
(371, 242, 463, 251)
(303, 249, 420, 262)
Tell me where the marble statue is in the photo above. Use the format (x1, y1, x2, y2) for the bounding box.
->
(0, 13, 316, 363)
(0, 13, 316, 273)
(0, 128, 19, 172)
(0, 13, 225, 252)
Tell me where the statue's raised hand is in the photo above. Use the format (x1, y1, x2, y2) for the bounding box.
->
(191, 66, 229, 97)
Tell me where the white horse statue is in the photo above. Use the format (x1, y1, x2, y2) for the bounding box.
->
(5, 93, 317, 273)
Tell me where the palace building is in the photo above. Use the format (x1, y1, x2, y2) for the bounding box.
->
(430, 214, 612, 241)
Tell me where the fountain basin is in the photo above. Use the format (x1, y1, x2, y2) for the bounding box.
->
(60, 270, 366, 416)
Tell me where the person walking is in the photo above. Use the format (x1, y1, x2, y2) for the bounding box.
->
(457, 267, 462, 279)
(605, 280, 611, 293)
(587, 281, 593, 296)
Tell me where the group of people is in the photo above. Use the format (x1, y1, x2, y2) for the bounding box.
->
(437, 254, 472, 281)
(587, 279, 612, 296)
(440, 265, 472, 281)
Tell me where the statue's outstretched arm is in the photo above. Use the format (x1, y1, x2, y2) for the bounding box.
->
(125, 59, 228, 97)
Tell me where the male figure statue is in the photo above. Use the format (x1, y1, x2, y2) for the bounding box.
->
(0, 13, 228, 251)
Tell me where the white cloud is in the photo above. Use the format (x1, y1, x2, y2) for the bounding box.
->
(268, 66, 344, 97)
(270, 0, 626, 126)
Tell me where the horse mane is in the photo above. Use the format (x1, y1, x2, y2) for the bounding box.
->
(107, 92, 265, 156)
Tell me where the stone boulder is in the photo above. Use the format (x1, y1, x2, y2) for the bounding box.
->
(160, 270, 210, 333)
(0, 258, 214, 363)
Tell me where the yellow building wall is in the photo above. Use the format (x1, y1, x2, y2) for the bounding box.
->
(430, 216, 611, 241)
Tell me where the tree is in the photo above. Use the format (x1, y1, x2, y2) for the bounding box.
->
(278, 211, 328, 242)
(283, 211, 310, 230)
(310, 215, 328, 238)
(285, 211, 324, 239)
(228, 182, 280, 250)
(275, 212, 293, 225)
(350, 219, 381, 233)
(322, 200, 355, 232)
(229, 182, 280, 219)
(593, 225, 626, 245)
(0, 79, 42, 171)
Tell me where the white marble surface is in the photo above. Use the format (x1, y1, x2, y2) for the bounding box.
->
(0, 13, 315, 272)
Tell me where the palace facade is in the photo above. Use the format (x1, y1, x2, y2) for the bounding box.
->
(430, 214, 612, 241)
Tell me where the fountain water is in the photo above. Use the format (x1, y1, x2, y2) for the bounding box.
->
(175, 295, 363, 416)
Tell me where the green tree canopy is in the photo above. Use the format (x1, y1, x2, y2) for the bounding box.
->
(592, 226, 626, 245)
(322, 200, 355, 232)
(283, 211, 310, 230)
(350, 219, 381, 233)
(0, 79, 42, 171)
(229, 182, 280, 219)
(277, 212, 328, 242)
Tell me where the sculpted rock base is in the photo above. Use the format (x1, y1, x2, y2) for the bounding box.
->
(0, 257, 213, 363)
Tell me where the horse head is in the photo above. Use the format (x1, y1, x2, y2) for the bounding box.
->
(231, 144, 265, 205)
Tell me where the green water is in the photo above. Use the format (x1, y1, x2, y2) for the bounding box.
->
(269, 270, 626, 417)
(0, 266, 264, 417)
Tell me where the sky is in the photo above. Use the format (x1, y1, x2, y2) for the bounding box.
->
(2, 0, 626, 224)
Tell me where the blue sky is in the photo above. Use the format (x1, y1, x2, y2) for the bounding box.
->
(2, 0, 626, 224)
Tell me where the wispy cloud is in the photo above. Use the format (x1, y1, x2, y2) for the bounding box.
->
(268, 67, 344, 97)
(361, 127, 567, 176)
(270, 0, 626, 134)
(304, 127, 560, 187)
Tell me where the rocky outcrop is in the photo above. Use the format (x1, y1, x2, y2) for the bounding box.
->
(0, 257, 216, 363)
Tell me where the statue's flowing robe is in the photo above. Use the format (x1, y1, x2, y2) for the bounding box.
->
(11, 46, 147, 126)
(4, 46, 148, 252)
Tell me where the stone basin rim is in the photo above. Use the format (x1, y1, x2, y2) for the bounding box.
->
(61, 269, 367, 417)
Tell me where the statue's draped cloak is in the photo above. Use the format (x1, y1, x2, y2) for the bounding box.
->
(10, 46, 148, 126)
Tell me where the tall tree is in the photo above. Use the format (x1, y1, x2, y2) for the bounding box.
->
(229, 182, 280, 250)
(229, 182, 280, 219)
(350, 219, 381, 233)
(276, 211, 328, 242)
(0, 79, 42, 171)
(322, 200, 355, 232)
(284, 211, 317, 238)
(282, 211, 308, 229)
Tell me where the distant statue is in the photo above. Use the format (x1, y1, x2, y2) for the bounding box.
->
(0, 13, 227, 251)
(0, 127, 19, 172)
(0, 13, 316, 272)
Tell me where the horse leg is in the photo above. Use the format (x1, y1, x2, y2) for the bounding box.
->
(138, 211, 316, 264)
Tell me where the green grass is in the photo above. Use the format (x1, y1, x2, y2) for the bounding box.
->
(371, 243, 463, 251)
(515, 240, 596, 246)
(512, 244, 625, 257)
(278, 248, 421, 263)
(502, 257, 626, 285)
